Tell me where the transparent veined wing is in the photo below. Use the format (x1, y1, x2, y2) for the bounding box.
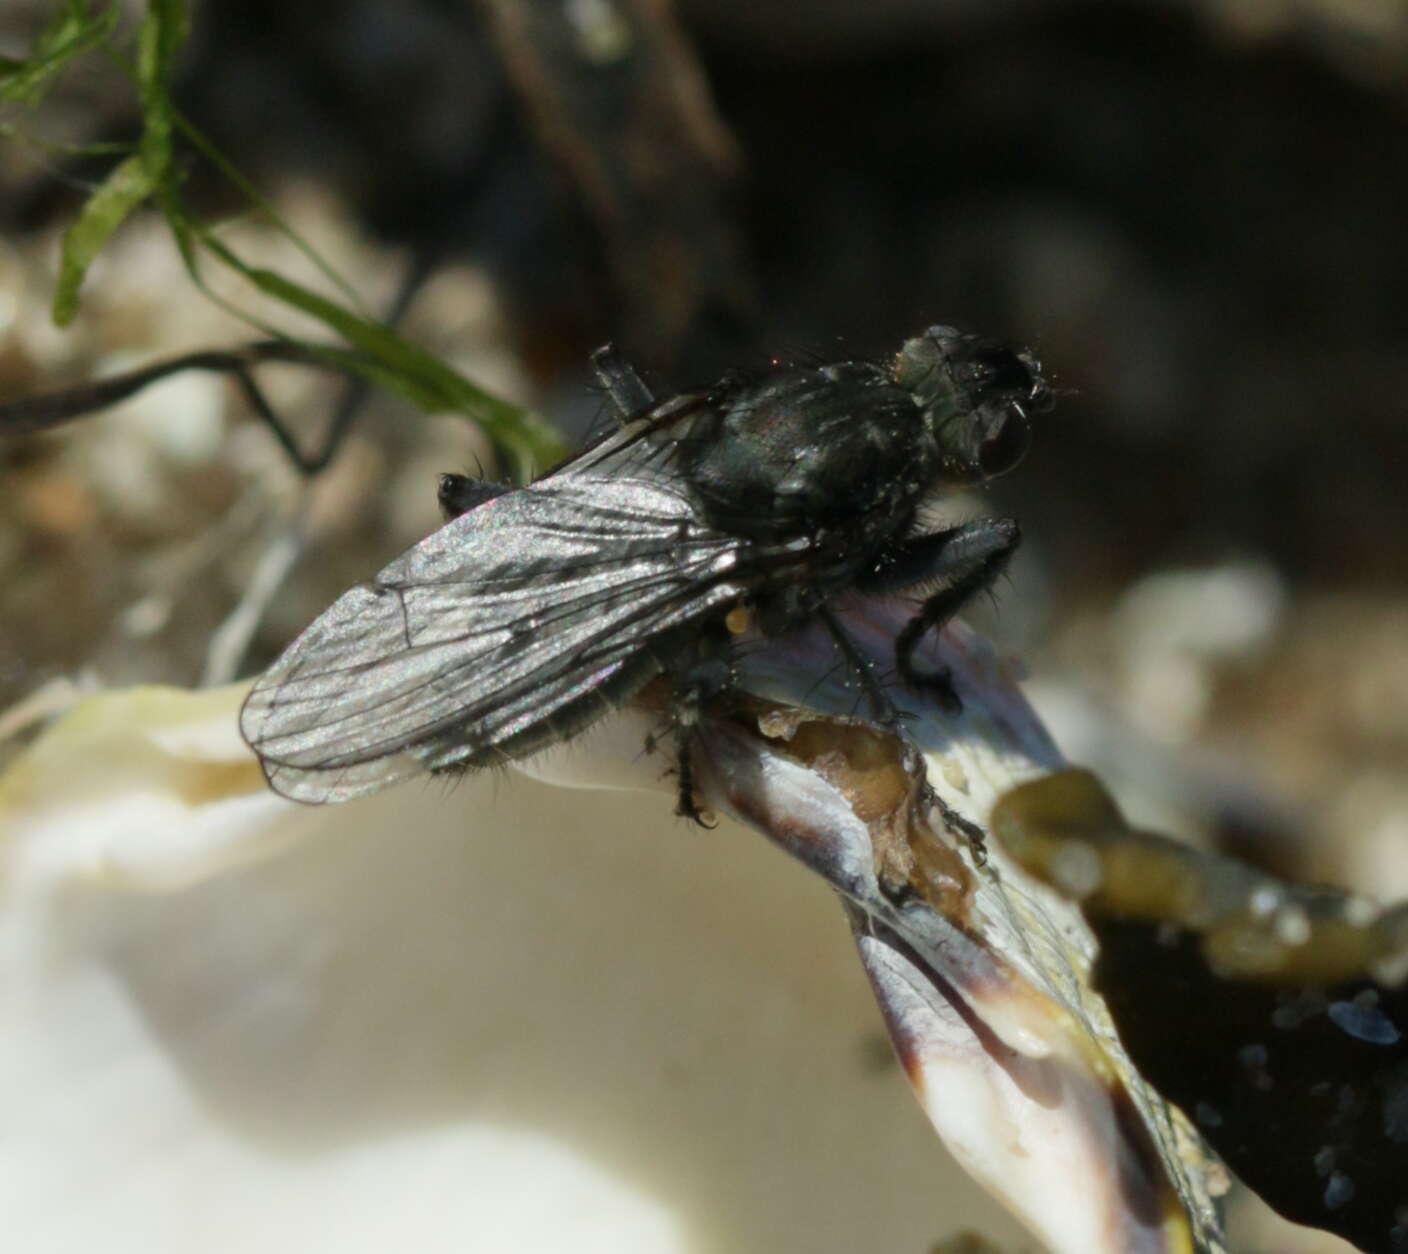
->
(240, 474, 747, 803)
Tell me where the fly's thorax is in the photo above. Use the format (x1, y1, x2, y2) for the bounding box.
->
(681, 364, 940, 540)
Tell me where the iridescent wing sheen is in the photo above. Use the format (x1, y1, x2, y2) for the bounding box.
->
(240, 472, 746, 803)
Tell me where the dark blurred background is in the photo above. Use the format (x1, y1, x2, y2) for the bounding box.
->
(2, 1, 1406, 1248)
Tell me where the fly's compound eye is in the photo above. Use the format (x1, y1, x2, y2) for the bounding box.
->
(1026, 378, 1055, 415)
(1020, 348, 1055, 416)
(976, 403, 1032, 477)
(963, 344, 1043, 477)
(961, 344, 1033, 396)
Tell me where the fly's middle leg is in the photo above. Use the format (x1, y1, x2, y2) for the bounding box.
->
(814, 603, 991, 864)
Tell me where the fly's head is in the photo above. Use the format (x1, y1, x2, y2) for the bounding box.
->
(894, 325, 1051, 485)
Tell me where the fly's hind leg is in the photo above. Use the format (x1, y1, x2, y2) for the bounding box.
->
(659, 625, 735, 826)
(671, 712, 712, 827)
(441, 346, 652, 524)
(590, 344, 656, 421)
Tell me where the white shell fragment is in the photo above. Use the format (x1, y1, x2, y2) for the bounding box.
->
(1, 682, 1033, 1253)
(0, 601, 1227, 1253)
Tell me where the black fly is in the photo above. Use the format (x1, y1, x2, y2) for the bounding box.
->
(240, 327, 1051, 820)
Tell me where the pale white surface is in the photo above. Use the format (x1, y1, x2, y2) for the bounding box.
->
(0, 685, 1031, 1254)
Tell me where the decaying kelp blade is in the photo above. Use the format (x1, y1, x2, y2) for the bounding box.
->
(688, 606, 1227, 1254)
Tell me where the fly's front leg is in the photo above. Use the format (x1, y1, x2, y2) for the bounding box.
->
(861, 518, 1021, 714)
(590, 344, 656, 421)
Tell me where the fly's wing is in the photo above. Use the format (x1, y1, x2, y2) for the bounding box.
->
(240, 474, 746, 803)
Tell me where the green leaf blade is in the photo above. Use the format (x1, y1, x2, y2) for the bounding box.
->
(134, 0, 187, 174)
(52, 154, 157, 326)
(196, 235, 565, 475)
(0, 1, 118, 106)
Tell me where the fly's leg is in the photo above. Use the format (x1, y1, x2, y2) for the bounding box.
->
(668, 665, 728, 826)
(860, 518, 1021, 714)
(815, 603, 926, 783)
(671, 705, 712, 827)
(933, 796, 990, 866)
(659, 626, 734, 826)
(590, 344, 656, 420)
(894, 518, 1020, 711)
(815, 604, 910, 736)
(442, 343, 635, 524)
(814, 604, 988, 863)
(437, 473, 510, 520)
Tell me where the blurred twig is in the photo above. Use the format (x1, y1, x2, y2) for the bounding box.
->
(476, 0, 753, 362)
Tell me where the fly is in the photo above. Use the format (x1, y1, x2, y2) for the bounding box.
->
(240, 326, 1052, 822)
